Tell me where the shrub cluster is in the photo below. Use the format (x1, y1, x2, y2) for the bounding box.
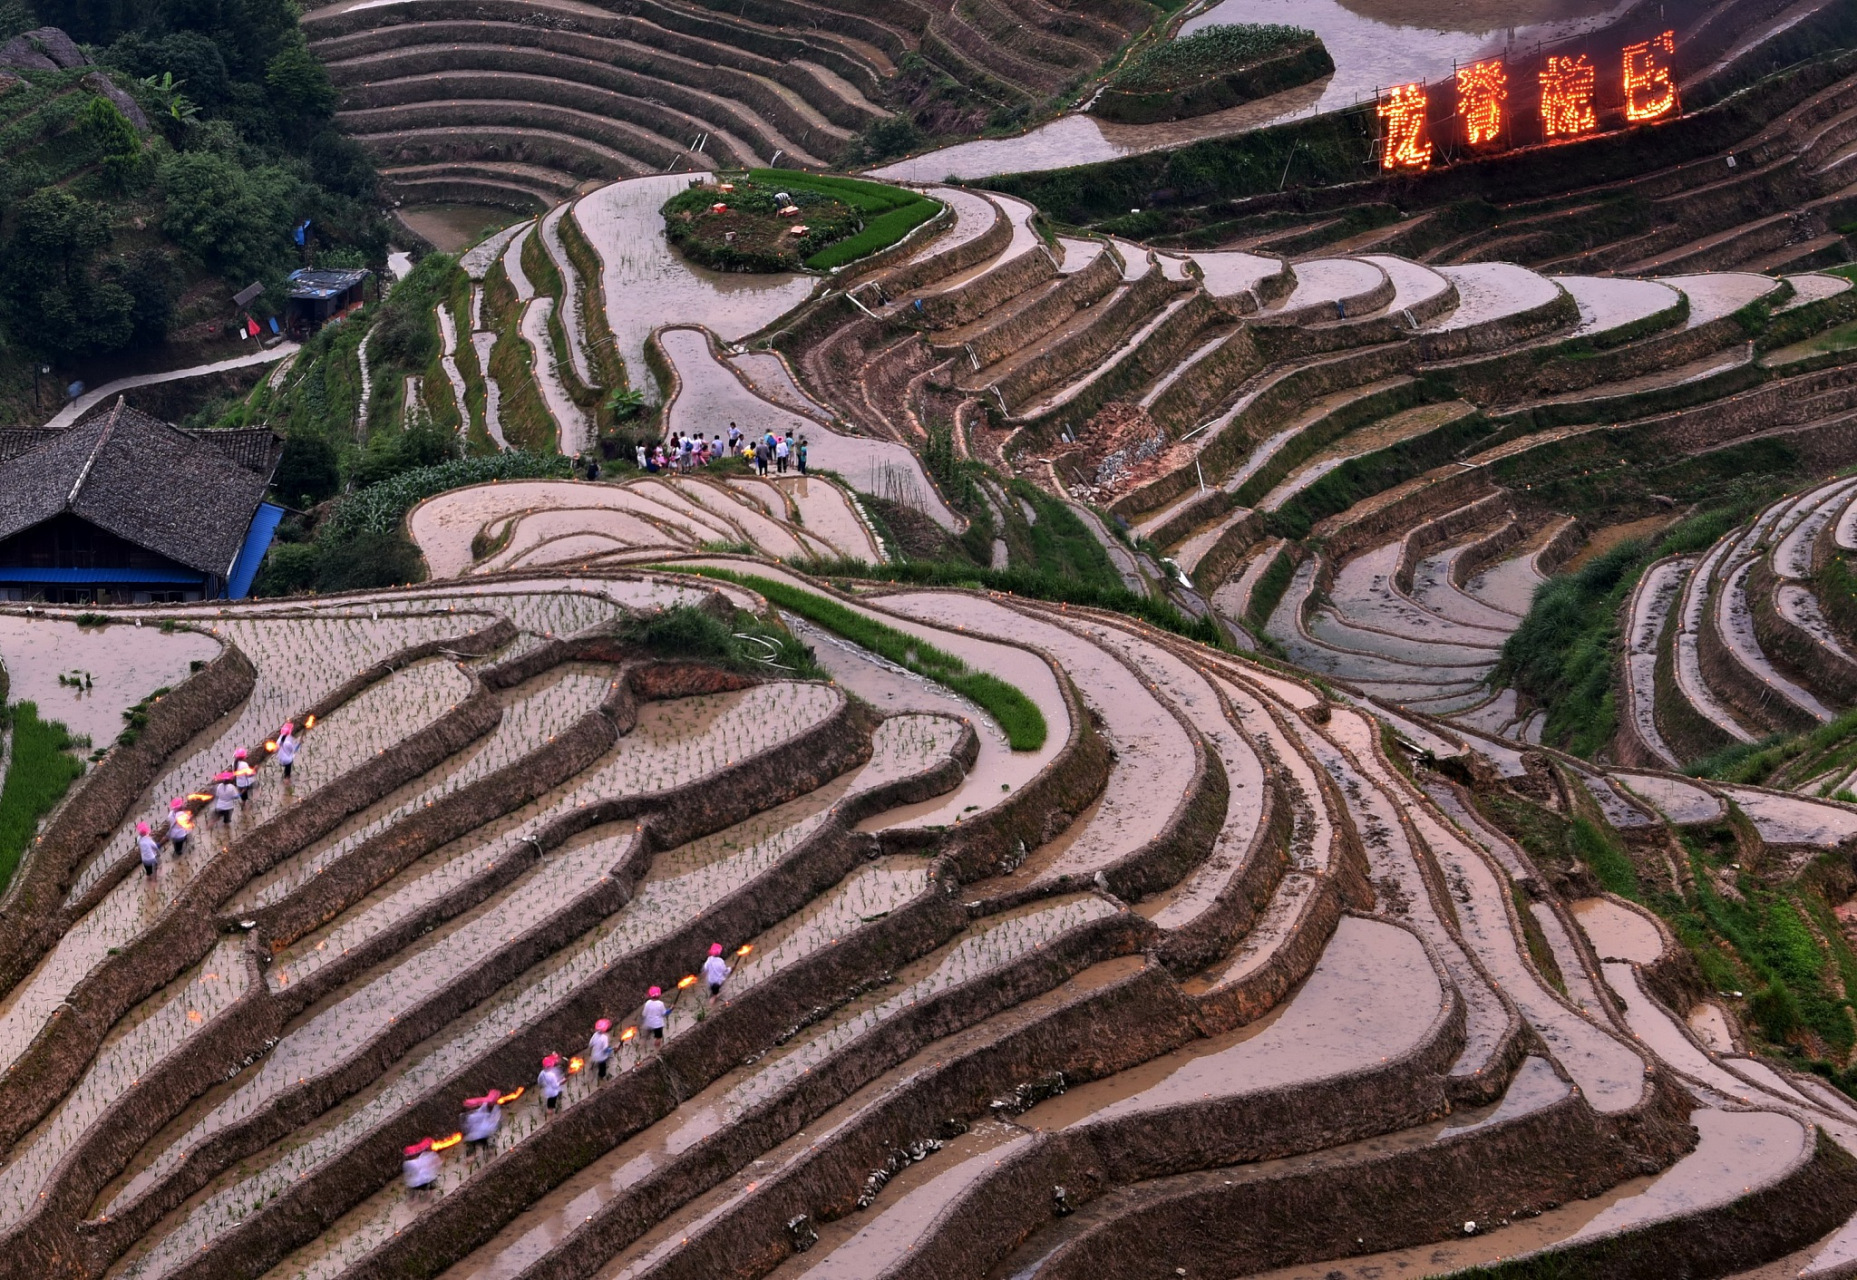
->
(660, 170, 940, 274)
(1110, 24, 1317, 93)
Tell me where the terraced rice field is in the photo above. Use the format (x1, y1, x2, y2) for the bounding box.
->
(0, 547, 1851, 1280)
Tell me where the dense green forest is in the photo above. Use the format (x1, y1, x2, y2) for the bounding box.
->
(0, 0, 386, 422)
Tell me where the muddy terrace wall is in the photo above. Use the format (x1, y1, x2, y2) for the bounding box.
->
(1018, 1071, 1709, 1280)
(306, 0, 885, 103)
(43, 660, 884, 1277)
(1697, 591, 1823, 736)
(1113, 341, 1414, 523)
(1393, 495, 1517, 594)
(319, 20, 850, 145)
(1144, 325, 1263, 438)
(993, 269, 1185, 415)
(933, 249, 1122, 370)
(119, 746, 1152, 1280)
(1315, 466, 1500, 565)
(1749, 559, 1857, 704)
(1019, 292, 1225, 436)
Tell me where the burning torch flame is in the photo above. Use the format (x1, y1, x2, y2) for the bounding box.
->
(620, 1027, 638, 1042)
(496, 1087, 524, 1104)
(677, 975, 698, 990)
(304, 714, 317, 729)
(736, 944, 754, 957)
(567, 1057, 585, 1074)
(188, 793, 212, 803)
(264, 741, 278, 753)
(176, 812, 194, 832)
(432, 1132, 463, 1151)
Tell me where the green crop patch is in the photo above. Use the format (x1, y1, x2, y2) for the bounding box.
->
(0, 702, 86, 896)
(672, 567, 1049, 751)
(661, 171, 940, 274)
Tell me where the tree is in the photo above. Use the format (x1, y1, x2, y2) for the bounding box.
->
(264, 35, 335, 138)
(78, 96, 146, 191)
(158, 148, 297, 281)
(0, 188, 136, 357)
(107, 248, 177, 344)
(272, 434, 340, 507)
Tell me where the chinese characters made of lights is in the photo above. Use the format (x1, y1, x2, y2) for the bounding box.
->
(1624, 30, 1678, 122)
(1539, 54, 1597, 138)
(1378, 82, 1432, 171)
(1457, 59, 1507, 146)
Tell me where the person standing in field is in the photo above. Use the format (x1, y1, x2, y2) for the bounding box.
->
(276, 723, 299, 780)
(589, 1018, 613, 1080)
(702, 943, 730, 999)
(641, 986, 668, 1048)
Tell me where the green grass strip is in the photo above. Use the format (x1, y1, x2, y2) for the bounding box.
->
(0, 702, 86, 896)
(675, 567, 1048, 751)
(805, 199, 942, 270)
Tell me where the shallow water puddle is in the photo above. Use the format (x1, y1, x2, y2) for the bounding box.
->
(0, 615, 220, 750)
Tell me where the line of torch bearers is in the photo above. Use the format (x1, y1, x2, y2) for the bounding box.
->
(402, 943, 753, 1189)
(139, 717, 313, 872)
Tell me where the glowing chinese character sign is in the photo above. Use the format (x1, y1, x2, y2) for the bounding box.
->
(1456, 59, 1507, 146)
(1379, 83, 1432, 170)
(1539, 54, 1597, 139)
(1624, 30, 1677, 122)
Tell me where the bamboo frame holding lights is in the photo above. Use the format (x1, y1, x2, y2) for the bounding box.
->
(1539, 54, 1598, 138)
(1377, 83, 1432, 170)
(1456, 59, 1507, 146)
(1623, 30, 1677, 122)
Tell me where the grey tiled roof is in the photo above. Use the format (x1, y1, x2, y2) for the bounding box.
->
(1, 424, 282, 474)
(0, 399, 268, 579)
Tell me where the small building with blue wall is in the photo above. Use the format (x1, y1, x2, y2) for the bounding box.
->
(0, 399, 284, 603)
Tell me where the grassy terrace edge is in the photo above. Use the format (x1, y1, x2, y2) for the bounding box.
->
(0, 702, 87, 896)
(668, 566, 1049, 751)
(744, 169, 943, 271)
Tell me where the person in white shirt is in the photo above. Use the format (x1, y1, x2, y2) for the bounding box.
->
(775, 435, 790, 474)
(702, 943, 730, 999)
(727, 422, 741, 454)
(167, 800, 192, 857)
(461, 1093, 501, 1154)
(403, 1139, 440, 1190)
(213, 775, 239, 825)
(538, 1054, 566, 1112)
(641, 985, 668, 1047)
(276, 723, 299, 780)
(589, 1018, 613, 1080)
(233, 748, 255, 806)
(137, 822, 159, 877)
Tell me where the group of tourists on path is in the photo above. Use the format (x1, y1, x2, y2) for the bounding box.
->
(138, 722, 301, 876)
(402, 942, 739, 1190)
(632, 420, 810, 477)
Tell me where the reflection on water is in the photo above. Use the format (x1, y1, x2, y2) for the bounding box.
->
(1185, 0, 1635, 112)
(574, 177, 817, 404)
(395, 203, 523, 254)
(871, 0, 1635, 182)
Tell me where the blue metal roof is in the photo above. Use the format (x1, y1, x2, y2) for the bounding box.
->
(0, 567, 203, 584)
(227, 502, 285, 599)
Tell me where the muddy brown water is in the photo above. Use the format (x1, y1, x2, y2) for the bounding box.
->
(397, 205, 525, 255)
(0, 614, 220, 750)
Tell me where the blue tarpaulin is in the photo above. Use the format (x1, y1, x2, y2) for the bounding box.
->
(226, 502, 285, 599)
